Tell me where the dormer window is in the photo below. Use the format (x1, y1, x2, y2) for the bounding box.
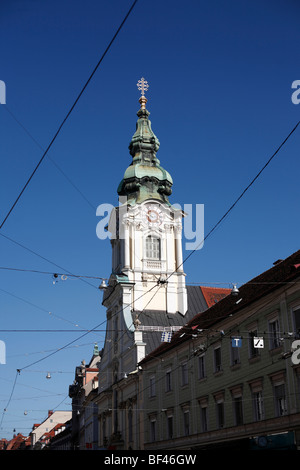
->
(145, 235, 161, 260)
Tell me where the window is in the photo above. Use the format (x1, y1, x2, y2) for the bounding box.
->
(167, 415, 173, 439)
(214, 392, 225, 429)
(253, 391, 264, 421)
(216, 402, 225, 429)
(150, 417, 157, 442)
(269, 317, 281, 349)
(149, 376, 156, 397)
(249, 330, 260, 358)
(233, 397, 243, 425)
(165, 369, 172, 392)
(292, 306, 300, 338)
(181, 362, 188, 386)
(214, 346, 222, 372)
(274, 383, 287, 416)
(198, 355, 206, 379)
(183, 410, 190, 436)
(230, 386, 244, 425)
(145, 236, 160, 260)
(200, 406, 208, 432)
(231, 339, 241, 366)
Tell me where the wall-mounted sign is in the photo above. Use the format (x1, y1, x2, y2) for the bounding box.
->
(253, 337, 264, 348)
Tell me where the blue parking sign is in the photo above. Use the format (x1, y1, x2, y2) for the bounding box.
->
(232, 337, 242, 348)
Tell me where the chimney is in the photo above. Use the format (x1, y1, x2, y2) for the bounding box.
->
(48, 410, 53, 417)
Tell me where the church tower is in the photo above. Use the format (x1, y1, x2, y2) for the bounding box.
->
(104, 78, 187, 325)
(98, 79, 191, 403)
(96, 80, 227, 450)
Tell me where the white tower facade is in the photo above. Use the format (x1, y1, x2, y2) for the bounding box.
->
(97, 83, 189, 449)
(108, 198, 187, 316)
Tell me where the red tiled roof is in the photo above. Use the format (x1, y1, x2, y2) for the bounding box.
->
(200, 286, 231, 308)
(6, 433, 27, 450)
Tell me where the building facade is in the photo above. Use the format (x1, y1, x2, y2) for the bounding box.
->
(94, 81, 229, 450)
(65, 82, 300, 451)
(30, 410, 72, 449)
(69, 344, 100, 450)
(140, 250, 300, 450)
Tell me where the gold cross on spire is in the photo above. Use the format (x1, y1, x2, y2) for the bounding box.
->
(137, 77, 149, 96)
(137, 77, 149, 110)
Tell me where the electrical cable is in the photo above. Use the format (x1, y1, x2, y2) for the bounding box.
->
(171, 119, 300, 276)
(2, 78, 299, 440)
(0, 265, 105, 280)
(0, 286, 101, 333)
(0, 1, 140, 433)
(0, 370, 20, 430)
(91, 119, 300, 382)
(0, 0, 139, 230)
(1, 265, 300, 287)
(0, 232, 99, 290)
(6, 117, 298, 434)
(17, 281, 159, 372)
(1, 117, 298, 353)
(2, 105, 97, 212)
(92, 119, 300, 401)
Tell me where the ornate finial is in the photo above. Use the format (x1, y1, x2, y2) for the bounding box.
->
(137, 77, 149, 110)
(137, 77, 149, 96)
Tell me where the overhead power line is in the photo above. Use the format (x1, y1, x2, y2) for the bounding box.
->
(1, 265, 300, 287)
(0, 0, 139, 230)
(13, 120, 300, 372)
(3, 105, 97, 212)
(0, 232, 99, 290)
(0, 266, 105, 280)
(174, 119, 300, 273)
(0, 1, 140, 431)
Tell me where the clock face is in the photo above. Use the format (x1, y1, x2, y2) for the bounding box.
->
(143, 204, 163, 227)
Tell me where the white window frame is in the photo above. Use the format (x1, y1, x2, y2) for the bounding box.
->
(145, 235, 161, 260)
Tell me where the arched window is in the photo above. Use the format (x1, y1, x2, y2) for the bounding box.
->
(145, 235, 161, 260)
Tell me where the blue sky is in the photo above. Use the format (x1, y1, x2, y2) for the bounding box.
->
(0, 0, 299, 440)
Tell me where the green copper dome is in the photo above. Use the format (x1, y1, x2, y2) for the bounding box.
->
(117, 94, 173, 205)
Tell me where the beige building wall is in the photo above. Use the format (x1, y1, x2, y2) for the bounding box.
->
(140, 278, 300, 450)
(31, 410, 72, 447)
